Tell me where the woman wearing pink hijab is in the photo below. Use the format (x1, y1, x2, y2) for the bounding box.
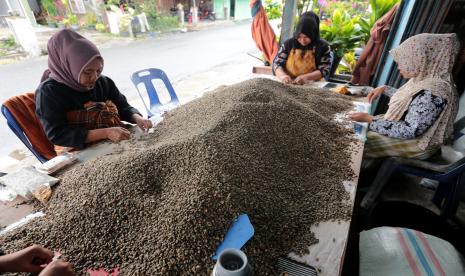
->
(36, 29, 152, 153)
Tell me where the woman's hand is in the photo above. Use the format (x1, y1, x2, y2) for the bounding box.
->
(348, 112, 374, 123)
(105, 127, 131, 142)
(367, 86, 386, 103)
(39, 260, 75, 276)
(275, 67, 293, 84)
(280, 75, 292, 84)
(0, 245, 53, 273)
(293, 75, 307, 85)
(133, 114, 153, 132)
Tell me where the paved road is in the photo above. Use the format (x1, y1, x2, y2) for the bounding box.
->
(0, 20, 257, 158)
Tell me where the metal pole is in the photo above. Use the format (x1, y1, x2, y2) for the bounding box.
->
(192, 0, 198, 24)
(280, 0, 297, 44)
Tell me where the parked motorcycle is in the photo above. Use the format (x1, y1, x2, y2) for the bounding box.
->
(185, 8, 216, 22)
(198, 8, 216, 21)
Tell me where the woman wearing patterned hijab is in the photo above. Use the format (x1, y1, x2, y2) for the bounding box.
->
(350, 33, 460, 159)
(272, 11, 332, 85)
(36, 29, 152, 154)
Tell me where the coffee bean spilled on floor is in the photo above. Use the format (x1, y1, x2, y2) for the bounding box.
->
(1, 78, 357, 275)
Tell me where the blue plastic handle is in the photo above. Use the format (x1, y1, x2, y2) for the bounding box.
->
(212, 214, 255, 260)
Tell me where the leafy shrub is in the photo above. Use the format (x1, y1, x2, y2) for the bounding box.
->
(320, 9, 363, 58)
(1, 36, 17, 49)
(96, 23, 106, 32)
(359, 0, 400, 43)
(264, 0, 283, 20)
(148, 16, 179, 32)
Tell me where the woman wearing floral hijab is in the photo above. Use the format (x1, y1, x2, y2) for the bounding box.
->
(350, 33, 460, 159)
(36, 29, 152, 154)
(272, 11, 332, 85)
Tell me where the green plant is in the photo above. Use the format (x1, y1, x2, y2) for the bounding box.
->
(63, 14, 78, 26)
(105, 0, 120, 9)
(359, 0, 399, 43)
(1, 36, 17, 49)
(337, 51, 356, 74)
(264, 0, 282, 20)
(138, 0, 158, 20)
(132, 0, 178, 32)
(68, 14, 78, 25)
(109, 5, 134, 33)
(320, 9, 363, 59)
(96, 23, 106, 32)
(41, 0, 58, 17)
(149, 16, 179, 32)
(84, 13, 97, 26)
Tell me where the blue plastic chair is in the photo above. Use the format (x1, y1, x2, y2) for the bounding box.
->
(1, 105, 49, 163)
(130, 68, 180, 118)
(361, 118, 465, 220)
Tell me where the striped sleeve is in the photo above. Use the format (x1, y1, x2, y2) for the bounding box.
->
(317, 43, 332, 79)
(272, 42, 290, 75)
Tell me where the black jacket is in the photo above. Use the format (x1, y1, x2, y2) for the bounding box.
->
(35, 76, 140, 148)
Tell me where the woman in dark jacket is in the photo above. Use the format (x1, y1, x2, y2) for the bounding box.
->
(36, 29, 152, 154)
(273, 12, 332, 84)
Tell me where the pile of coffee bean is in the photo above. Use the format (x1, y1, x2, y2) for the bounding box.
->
(1, 78, 356, 275)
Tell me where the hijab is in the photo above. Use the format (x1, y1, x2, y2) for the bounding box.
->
(293, 11, 320, 48)
(41, 29, 103, 92)
(384, 33, 460, 150)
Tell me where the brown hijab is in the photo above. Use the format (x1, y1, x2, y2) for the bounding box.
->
(41, 29, 102, 92)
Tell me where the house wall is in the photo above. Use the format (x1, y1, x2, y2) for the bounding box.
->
(232, 0, 249, 20)
(158, 0, 174, 15)
(213, 0, 229, 19)
(0, 0, 25, 16)
(0, 0, 37, 26)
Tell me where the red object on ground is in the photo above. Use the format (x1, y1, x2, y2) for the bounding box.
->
(250, 0, 279, 64)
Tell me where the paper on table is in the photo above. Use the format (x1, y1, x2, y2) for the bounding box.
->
(0, 166, 59, 199)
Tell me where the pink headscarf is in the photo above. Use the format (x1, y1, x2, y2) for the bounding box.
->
(41, 29, 103, 92)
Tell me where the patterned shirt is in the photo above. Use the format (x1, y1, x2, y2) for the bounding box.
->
(272, 38, 332, 80)
(370, 90, 446, 139)
(36, 76, 141, 148)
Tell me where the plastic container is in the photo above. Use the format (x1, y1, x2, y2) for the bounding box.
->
(212, 249, 252, 276)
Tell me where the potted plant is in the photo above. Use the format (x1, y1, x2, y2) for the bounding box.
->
(42, 0, 58, 27)
(46, 17, 57, 28)
(320, 9, 363, 76)
(57, 18, 65, 28)
(96, 23, 106, 32)
(109, 5, 135, 37)
(67, 14, 80, 30)
(105, 0, 121, 11)
(337, 51, 356, 75)
(41, 0, 58, 17)
(84, 13, 98, 30)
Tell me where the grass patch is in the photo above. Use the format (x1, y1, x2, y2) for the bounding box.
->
(148, 16, 179, 32)
(0, 36, 18, 57)
(1, 36, 17, 49)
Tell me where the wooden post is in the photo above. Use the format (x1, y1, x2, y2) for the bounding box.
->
(279, 0, 297, 44)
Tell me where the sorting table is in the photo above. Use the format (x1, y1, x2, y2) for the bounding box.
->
(0, 81, 371, 275)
